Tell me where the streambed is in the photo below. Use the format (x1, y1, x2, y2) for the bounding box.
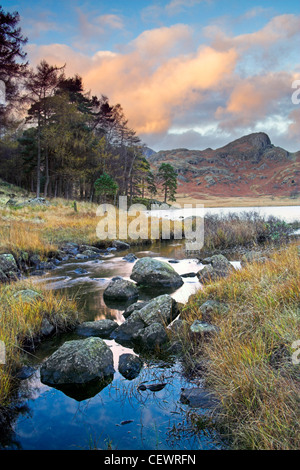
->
(1, 241, 231, 450)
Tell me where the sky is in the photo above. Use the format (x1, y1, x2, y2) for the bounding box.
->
(2, 0, 300, 152)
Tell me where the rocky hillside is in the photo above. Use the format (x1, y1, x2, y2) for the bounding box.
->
(148, 133, 300, 198)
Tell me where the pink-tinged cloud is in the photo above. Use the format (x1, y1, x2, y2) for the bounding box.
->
(27, 25, 237, 134)
(26, 17, 299, 148)
(215, 72, 296, 130)
(204, 14, 300, 51)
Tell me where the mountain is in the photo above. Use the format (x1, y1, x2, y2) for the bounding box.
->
(147, 133, 300, 198)
(142, 146, 156, 158)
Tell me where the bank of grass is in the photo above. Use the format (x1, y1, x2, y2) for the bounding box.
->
(0, 279, 80, 407)
(1, 198, 295, 261)
(181, 243, 300, 450)
(198, 212, 294, 251)
(0, 198, 163, 259)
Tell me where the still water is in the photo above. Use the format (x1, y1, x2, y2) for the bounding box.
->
(2, 242, 227, 450)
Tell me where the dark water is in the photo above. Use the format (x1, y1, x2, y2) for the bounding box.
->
(2, 242, 230, 450)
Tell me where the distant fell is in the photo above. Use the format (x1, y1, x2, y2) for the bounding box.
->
(147, 133, 299, 198)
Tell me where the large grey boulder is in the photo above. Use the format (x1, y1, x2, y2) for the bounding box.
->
(123, 301, 149, 319)
(137, 294, 178, 326)
(133, 323, 168, 350)
(77, 319, 118, 338)
(103, 278, 139, 301)
(197, 254, 234, 284)
(112, 294, 178, 347)
(130, 257, 183, 288)
(40, 337, 114, 386)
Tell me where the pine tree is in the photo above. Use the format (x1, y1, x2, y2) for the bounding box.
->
(157, 163, 177, 203)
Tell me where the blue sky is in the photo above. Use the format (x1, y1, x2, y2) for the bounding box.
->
(2, 0, 300, 151)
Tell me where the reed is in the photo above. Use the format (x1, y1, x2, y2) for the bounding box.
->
(181, 243, 300, 449)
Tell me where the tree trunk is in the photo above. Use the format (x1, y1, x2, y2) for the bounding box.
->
(44, 148, 49, 197)
(36, 117, 41, 198)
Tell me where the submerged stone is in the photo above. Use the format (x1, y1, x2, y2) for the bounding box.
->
(77, 319, 118, 338)
(118, 353, 143, 380)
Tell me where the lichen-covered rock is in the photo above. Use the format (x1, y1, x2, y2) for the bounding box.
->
(137, 294, 178, 327)
(130, 257, 183, 288)
(77, 319, 118, 338)
(123, 301, 149, 319)
(118, 353, 143, 380)
(112, 294, 178, 346)
(190, 320, 220, 335)
(40, 337, 114, 385)
(133, 322, 168, 350)
(197, 254, 234, 284)
(103, 278, 139, 301)
(13, 289, 43, 303)
(0, 253, 19, 280)
(199, 300, 228, 322)
(0, 268, 8, 282)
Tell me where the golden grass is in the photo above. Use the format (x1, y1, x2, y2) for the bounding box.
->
(181, 243, 300, 449)
(0, 197, 183, 258)
(172, 193, 300, 208)
(0, 279, 80, 406)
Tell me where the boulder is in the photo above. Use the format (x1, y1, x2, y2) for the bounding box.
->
(112, 240, 130, 251)
(40, 318, 55, 337)
(13, 289, 43, 303)
(112, 294, 178, 346)
(190, 320, 220, 335)
(133, 322, 168, 350)
(123, 253, 137, 262)
(103, 278, 139, 301)
(60, 242, 79, 255)
(0, 253, 19, 279)
(197, 254, 234, 284)
(81, 250, 99, 258)
(24, 197, 49, 207)
(0, 268, 8, 282)
(241, 251, 268, 266)
(29, 254, 42, 267)
(123, 301, 149, 319)
(130, 257, 183, 289)
(110, 314, 146, 344)
(40, 337, 114, 386)
(199, 300, 228, 322)
(79, 245, 102, 254)
(137, 294, 178, 327)
(75, 254, 88, 260)
(77, 319, 118, 338)
(118, 353, 143, 380)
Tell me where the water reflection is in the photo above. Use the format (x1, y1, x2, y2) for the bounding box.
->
(2, 240, 227, 450)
